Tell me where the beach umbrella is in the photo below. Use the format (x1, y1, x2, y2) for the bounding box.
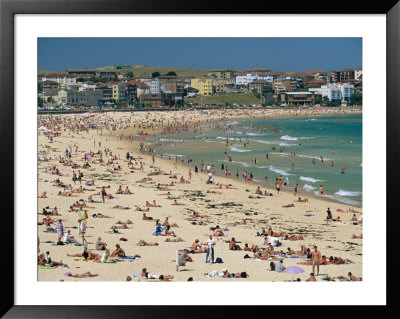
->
(283, 266, 304, 281)
(38, 126, 48, 131)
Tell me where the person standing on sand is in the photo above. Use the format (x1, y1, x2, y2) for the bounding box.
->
(312, 246, 321, 276)
(56, 219, 64, 243)
(78, 219, 88, 244)
(319, 185, 324, 199)
(294, 183, 298, 196)
(205, 234, 216, 264)
(101, 186, 107, 203)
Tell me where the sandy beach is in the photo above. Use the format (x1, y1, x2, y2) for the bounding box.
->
(37, 108, 363, 282)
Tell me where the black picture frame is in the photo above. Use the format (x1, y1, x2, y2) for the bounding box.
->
(1, 0, 398, 317)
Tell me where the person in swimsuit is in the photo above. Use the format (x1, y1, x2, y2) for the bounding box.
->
(311, 246, 321, 275)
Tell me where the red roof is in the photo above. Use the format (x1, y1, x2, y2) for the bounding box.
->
(342, 69, 354, 72)
(356, 67, 362, 71)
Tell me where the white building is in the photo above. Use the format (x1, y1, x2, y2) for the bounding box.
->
(112, 83, 126, 102)
(58, 88, 103, 106)
(309, 83, 354, 101)
(145, 80, 161, 94)
(236, 73, 273, 86)
(354, 68, 362, 81)
(42, 74, 77, 86)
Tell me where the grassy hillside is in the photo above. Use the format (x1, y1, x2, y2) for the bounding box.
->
(38, 65, 212, 78)
(187, 93, 261, 105)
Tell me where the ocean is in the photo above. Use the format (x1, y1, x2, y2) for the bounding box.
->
(152, 114, 362, 207)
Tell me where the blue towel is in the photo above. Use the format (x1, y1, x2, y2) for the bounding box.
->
(121, 255, 141, 260)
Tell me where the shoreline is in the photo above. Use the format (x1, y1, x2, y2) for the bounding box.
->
(115, 111, 362, 208)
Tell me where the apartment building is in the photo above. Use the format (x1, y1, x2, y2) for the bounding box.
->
(191, 78, 213, 95)
(248, 80, 273, 94)
(280, 92, 315, 107)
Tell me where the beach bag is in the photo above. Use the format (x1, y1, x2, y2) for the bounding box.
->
(215, 257, 223, 263)
(56, 241, 64, 246)
(240, 272, 247, 278)
(77, 210, 88, 220)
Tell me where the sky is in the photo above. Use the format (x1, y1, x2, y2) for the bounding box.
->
(38, 38, 362, 73)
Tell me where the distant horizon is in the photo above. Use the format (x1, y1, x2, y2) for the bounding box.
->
(38, 38, 362, 73)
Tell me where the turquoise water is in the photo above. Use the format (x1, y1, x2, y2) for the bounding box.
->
(152, 114, 362, 206)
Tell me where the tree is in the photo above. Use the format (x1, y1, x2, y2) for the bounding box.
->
(125, 72, 134, 78)
(349, 92, 362, 106)
(152, 71, 160, 78)
(115, 65, 123, 69)
(165, 71, 177, 76)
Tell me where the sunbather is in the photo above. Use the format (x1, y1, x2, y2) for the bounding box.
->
(137, 240, 159, 246)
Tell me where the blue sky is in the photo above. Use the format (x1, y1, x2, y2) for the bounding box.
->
(38, 38, 362, 73)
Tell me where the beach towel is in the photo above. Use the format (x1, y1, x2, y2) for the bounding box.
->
(304, 214, 314, 217)
(38, 265, 56, 269)
(120, 255, 141, 260)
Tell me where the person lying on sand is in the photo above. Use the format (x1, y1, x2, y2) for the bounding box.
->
(249, 195, 263, 199)
(135, 207, 150, 212)
(67, 247, 99, 261)
(165, 237, 184, 242)
(137, 240, 159, 246)
(38, 253, 63, 267)
(206, 190, 223, 194)
(113, 224, 131, 230)
(65, 271, 98, 278)
(38, 216, 58, 226)
(351, 233, 363, 239)
(282, 203, 295, 208)
(226, 219, 247, 227)
(264, 190, 273, 196)
(297, 197, 309, 203)
(298, 255, 329, 266)
(192, 212, 209, 218)
(92, 213, 112, 218)
(72, 201, 95, 209)
(116, 219, 133, 225)
(136, 177, 153, 183)
(161, 217, 178, 227)
(110, 244, 126, 257)
(229, 238, 242, 250)
(267, 227, 285, 237)
(171, 199, 185, 206)
(71, 186, 84, 193)
(112, 205, 130, 210)
(157, 191, 172, 196)
(253, 251, 270, 260)
(284, 234, 304, 241)
(39, 191, 47, 198)
(329, 256, 353, 264)
(166, 195, 181, 200)
(222, 269, 250, 278)
(348, 272, 362, 281)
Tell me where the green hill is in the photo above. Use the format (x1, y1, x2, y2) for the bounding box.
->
(38, 65, 215, 78)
